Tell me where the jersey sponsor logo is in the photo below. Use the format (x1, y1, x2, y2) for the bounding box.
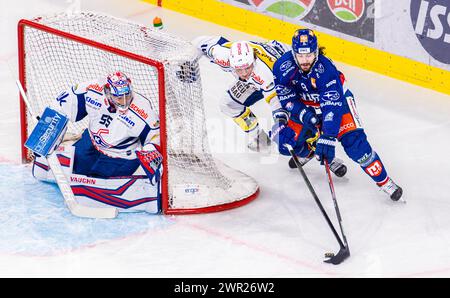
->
(86, 83, 104, 93)
(365, 160, 383, 177)
(321, 101, 342, 107)
(275, 85, 291, 95)
(326, 79, 337, 88)
(130, 103, 148, 119)
(327, 0, 365, 23)
(338, 122, 355, 134)
(410, 0, 450, 64)
(56, 91, 68, 106)
(311, 77, 317, 88)
(251, 73, 265, 85)
(119, 114, 135, 127)
(215, 58, 230, 68)
(283, 66, 296, 77)
(279, 60, 292, 71)
(337, 113, 357, 138)
(70, 176, 97, 185)
(323, 90, 340, 101)
(85, 96, 102, 108)
(279, 93, 297, 101)
(357, 151, 375, 166)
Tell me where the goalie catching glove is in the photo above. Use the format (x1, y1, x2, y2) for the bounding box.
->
(136, 144, 163, 186)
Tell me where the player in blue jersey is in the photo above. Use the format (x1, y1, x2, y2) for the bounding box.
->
(271, 29, 402, 201)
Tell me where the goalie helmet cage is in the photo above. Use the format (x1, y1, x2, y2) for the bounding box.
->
(18, 12, 259, 215)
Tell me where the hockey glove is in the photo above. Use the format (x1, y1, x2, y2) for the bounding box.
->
(136, 147, 163, 186)
(270, 120, 297, 156)
(299, 107, 320, 131)
(315, 135, 337, 164)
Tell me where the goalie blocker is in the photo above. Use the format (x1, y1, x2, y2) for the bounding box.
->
(25, 107, 68, 157)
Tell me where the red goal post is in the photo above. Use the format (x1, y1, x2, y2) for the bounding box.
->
(17, 12, 259, 215)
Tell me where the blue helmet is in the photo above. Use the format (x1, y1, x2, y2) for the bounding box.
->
(292, 29, 318, 54)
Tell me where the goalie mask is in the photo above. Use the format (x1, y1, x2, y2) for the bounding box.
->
(105, 71, 133, 113)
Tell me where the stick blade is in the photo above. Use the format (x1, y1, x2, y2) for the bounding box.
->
(324, 247, 350, 265)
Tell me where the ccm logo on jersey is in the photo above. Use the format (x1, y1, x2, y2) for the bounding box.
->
(130, 103, 148, 119)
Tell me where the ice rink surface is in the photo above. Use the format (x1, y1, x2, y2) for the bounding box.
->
(0, 0, 450, 277)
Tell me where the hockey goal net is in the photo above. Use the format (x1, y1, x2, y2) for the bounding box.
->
(18, 12, 259, 214)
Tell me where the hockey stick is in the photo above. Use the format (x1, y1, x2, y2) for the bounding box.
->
(16, 80, 118, 219)
(323, 159, 350, 265)
(286, 144, 348, 265)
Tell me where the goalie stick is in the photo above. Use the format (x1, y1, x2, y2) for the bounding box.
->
(16, 80, 118, 219)
(286, 144, 349, 265)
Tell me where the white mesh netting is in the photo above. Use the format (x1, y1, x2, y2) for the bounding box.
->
(21, 12, 258, 212)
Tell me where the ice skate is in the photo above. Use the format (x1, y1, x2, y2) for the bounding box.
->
(288, 156, 347, 178)
(378, 178, 403, 201)
(328, 158, 347, 178)
(247, 129, 271, 152)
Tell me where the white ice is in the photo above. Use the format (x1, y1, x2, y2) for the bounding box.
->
(1, 0, 450, 277)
